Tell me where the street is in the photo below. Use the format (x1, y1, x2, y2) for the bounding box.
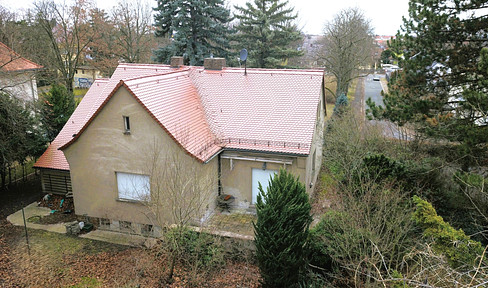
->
(363, 74, 412, 140)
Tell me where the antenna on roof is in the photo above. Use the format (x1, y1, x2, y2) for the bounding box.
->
(240, 48, 248, 76)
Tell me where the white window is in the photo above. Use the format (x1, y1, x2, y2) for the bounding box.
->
(116, 172, 150, 201)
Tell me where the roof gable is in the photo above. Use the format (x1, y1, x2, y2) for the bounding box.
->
(0, 42, 42, 72)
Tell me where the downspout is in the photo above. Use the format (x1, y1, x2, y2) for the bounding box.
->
(218, 153, 222, 196)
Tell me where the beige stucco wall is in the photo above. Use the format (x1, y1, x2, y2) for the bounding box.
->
(63, 87, 218, 227)
(220, 151, 307, 208)
(304, 89, 325, 193)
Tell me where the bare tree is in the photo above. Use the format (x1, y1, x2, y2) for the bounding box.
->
(111, 0, 155, 64)
(316, 7, 374, 98)
(34, 0, 94, 92)
(139, 138, 218, 282)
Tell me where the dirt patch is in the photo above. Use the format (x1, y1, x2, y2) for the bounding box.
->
(39, 194, 74, 213)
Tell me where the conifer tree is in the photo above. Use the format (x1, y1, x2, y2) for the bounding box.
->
(233, 0, 302, 68)
(367, 0, 488, 167)
(333, 92, 349, 116)
(253, 169, 312, 287)
(153, 0, 232, 65)
(40, 84, 76, 143)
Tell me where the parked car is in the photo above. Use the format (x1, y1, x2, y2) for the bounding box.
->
(373, 74, 380, 81)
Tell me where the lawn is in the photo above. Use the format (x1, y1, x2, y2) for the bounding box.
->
(0, 221, 259, 287)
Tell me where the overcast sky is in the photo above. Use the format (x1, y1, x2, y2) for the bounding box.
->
(3, 0, 410, 36)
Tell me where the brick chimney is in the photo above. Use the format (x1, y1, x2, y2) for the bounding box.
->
(170, 56, 184, 68)
(204, 58, 226, 70)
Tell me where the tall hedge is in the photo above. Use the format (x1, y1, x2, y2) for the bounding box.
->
(253, 169, 312, 287)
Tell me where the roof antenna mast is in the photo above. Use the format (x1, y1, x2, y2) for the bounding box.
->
(240, 49, 248, 76)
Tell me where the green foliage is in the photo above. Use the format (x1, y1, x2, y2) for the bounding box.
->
(164, 227, 224, 271)
(69, 277, 101, 288)
(368, 1, 488, 168)
(153, 0, 232, 65)
(40, 84, 75, 143)
(390, 270, 410, 288)
(362, 154, 406, 182)
(332, 93, 348, 116)
(254, 168, 312, 287)
(412, 196, 484, 268)
(0, 92, 44, 186)
(233, 0, 302, 68)
(380, 49, 392, 64)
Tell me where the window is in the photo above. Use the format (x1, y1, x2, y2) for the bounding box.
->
(116, 172, 150, 201)
(123, 116, 130, 133)
(141, 224, 153, 237)
(100, 218, 110, 229)
(120, 221, 132, 233)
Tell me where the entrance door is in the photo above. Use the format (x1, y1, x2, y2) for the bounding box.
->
(252, 168, 277, 204)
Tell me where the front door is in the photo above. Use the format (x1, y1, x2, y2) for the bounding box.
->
(252, 168, 277, 204)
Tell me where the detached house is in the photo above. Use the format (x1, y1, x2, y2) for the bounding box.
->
(34, 57, 325, 235)
(0, 42, 42, 102)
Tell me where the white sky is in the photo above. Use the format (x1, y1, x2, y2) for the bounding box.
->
(3, 0, 409, 36)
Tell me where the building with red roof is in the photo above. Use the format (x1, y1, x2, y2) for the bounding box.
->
(34, 57, 326, 235)
(0, 42, 42, 102)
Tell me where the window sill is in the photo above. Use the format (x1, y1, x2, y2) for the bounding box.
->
(116, 198, 146, 204)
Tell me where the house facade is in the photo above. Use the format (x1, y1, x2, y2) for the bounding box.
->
(0, 42, 42, 102)
(34, 57, 325, 236)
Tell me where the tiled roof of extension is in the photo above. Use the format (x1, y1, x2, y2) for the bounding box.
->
(34, 63, 323, 170)
(0, 42, 42, 72)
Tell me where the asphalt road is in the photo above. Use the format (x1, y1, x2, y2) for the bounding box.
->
(365, 74, 384, 108)
(363, 74, 412, 140)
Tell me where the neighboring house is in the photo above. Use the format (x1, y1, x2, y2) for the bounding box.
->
(0, 42, 42, 102)
(34, 57, 326, 236)
(73, 65, 102, 89)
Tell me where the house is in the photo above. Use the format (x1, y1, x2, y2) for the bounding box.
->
(34, 57, 326, 236)
(73, 65, 102, 89)
(0, 42, 42, 102)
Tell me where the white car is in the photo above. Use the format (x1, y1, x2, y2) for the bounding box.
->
(373, 74, 380, 81)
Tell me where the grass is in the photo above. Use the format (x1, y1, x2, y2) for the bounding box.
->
(73, 88, 89, 97)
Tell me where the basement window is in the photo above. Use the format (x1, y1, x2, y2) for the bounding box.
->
(141, 224, 153, 237)
(123, 116, 130, 134)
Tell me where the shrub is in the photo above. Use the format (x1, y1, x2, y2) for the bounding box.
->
(412, 195, 484, 268)
(164, 227, 224, 271)
(254, 169, 312, 288)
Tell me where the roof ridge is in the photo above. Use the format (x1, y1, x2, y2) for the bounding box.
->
(123, 68, 191, 84)
(0, 41, 43, 70)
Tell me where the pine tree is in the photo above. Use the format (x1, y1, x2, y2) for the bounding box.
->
(253, 169, 312, 287)
(367, 0, 488, 168)
(153, 0, 232, 66)
(233, 0, 302, 68)
(40, 84, 76, 143)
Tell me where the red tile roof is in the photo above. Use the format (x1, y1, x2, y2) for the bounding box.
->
(35, 63, 323, 170)
(0, 42, 42, 72)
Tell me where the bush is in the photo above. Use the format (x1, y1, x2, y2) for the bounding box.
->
(254, 169, 312, 288)
(309, 184, 416, 286)
(164, 227, 225, 271)
(412, 196, 484, 268)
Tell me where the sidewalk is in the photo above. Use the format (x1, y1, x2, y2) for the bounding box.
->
(7, 202, 149, 247)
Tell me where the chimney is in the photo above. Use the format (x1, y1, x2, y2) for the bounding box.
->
(170, 56, 184, 68)
(204, 58, 226, 70)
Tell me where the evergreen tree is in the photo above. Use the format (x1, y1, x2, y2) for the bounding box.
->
(233, 0, 302, 68)
(367, 0, 488, 168)
(153, 0, 232, 65)
(333, 92, 349, 116)
(253, 169, 312, 287)
(40, 84, 76, 143)
(0, 93, 44, 187)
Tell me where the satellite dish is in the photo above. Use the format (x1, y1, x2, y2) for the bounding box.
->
(240, 49, 248, 62)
